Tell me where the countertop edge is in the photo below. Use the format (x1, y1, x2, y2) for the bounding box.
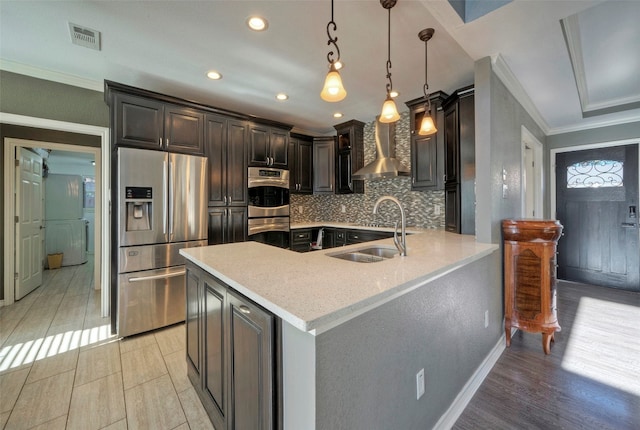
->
(290, 221, 431, 235)
(181, 242, 499, 335)
(304, 245, 499, 334)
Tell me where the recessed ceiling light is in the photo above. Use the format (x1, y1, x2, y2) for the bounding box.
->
(247, 16, 268, 31)
(276, 93, 288, 101)
(207, 70, 222, 80)
(333, 112, 343, 118)
(390, 90, 399, 98)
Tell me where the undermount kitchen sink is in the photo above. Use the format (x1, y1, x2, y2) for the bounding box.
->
(328, 245, 399, 263)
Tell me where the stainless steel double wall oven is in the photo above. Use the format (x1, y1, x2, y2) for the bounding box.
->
(247, 167, 290, 248)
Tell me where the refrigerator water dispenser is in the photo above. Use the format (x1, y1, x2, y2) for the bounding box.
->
(125, 187, 152, 231)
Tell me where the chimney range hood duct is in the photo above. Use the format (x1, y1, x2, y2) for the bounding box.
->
(352, 116, 410, 180)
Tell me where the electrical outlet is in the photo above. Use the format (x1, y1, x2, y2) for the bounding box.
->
(434, 204, 441, 215)
(484, 310, 489, 328)
(416, 368, 425, 400)
(298, 206, 304, 214)
(341, 204, 346, 213)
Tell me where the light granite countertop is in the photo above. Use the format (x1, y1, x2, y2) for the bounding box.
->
(180, 231, 498, 335)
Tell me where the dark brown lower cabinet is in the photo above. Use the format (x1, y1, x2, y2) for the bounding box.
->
(208, 207, 247, 245)
(186, 262, 280, 430)
(503, 219, 563, 354)
(228, 290, 275, 430)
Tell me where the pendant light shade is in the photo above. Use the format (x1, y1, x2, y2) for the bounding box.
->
(379, 0, 399, 124)
(418, 114, 437, 135)
(418, 28, 437, 136)
(321, 63, 347, 102)
(380, 93, 401, 123)
(321, 0, 346, 102)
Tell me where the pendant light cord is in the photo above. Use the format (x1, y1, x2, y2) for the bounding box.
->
(423, 34, 432, 113)
(385, 7, 393, 94)
(326, 0, 340, 64)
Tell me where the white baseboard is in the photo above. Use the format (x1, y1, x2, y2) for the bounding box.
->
(434, 334, 506, 430)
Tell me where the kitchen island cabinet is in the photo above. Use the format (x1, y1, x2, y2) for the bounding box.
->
(186, 263, 278, 430)
(181, 231, 501, 429)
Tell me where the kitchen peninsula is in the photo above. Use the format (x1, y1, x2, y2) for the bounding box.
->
(180, 230, 501, 429)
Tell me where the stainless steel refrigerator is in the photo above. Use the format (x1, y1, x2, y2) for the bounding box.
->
(115, 147, 207, 337)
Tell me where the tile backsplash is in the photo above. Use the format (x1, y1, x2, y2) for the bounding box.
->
(291, 111, 445, 230)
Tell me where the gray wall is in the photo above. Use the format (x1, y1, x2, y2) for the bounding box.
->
(545, 121, 640, 218)
(474, 57, 546, 244)
(291, 111, 445, 230)
(1, 71, 107, 301)
(0, 71, 108, 127)
(315, 250, 502, 429)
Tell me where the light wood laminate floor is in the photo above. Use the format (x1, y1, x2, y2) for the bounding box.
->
(0, 261, 214, 430)
(3, 263, 638, 429)
(454, 280, 640, 430)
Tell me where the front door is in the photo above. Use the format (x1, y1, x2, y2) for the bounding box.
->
(16, 147, 44, 299)
(555, 144, 639, 291)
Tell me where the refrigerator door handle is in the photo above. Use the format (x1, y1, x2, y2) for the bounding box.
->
(128, 269, 186, 283)
(169, 160, 175, 236)
(163, 160, 168, 234)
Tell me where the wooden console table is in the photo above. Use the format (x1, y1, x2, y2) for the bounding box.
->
(503, 219, 563, 354)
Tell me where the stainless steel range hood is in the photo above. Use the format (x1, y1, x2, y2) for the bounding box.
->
(352, 116, 410, 180)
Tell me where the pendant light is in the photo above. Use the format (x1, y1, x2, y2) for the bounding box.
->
(320, 0, 347, 102)
(379, 0, 400, 123)
(418, 28, 437, 136)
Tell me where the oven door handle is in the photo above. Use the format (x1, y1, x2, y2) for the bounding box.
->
(128, 269, 186, 283)
(248, 224, 290, 236)
(248, 178, 289, 188)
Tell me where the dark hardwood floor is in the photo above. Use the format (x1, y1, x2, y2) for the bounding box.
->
(453, 280, 640, 430)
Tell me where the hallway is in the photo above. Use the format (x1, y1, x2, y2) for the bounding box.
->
(0, 261, 213, 429)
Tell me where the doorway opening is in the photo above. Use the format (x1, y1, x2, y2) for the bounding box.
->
(2, 113, 110, 316)
(521, 126, 543, 218)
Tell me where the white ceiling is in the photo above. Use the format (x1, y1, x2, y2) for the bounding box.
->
(1, 0, 639, 136)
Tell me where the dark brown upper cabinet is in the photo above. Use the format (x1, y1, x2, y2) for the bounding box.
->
(249, 125, 289, 169)
(111, 91, 204, 155)
(313, 137, 335, 195)
(334, 119, 365, 194)
(289, 133, 313, 194)
(204, 114, 248, 207)
(405, 91, 448, 191)
(442, 85, 475, 235)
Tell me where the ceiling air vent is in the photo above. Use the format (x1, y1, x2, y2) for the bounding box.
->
(68, 23, 101, 51)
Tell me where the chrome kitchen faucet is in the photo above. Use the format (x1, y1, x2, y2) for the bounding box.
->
(372, 195, 407, 256)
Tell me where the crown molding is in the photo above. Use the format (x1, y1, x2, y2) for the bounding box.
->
(491, 54, 550, 135)
(0, 59, 103, 92)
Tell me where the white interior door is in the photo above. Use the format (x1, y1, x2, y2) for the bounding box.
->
(16, 147, 44, 300)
